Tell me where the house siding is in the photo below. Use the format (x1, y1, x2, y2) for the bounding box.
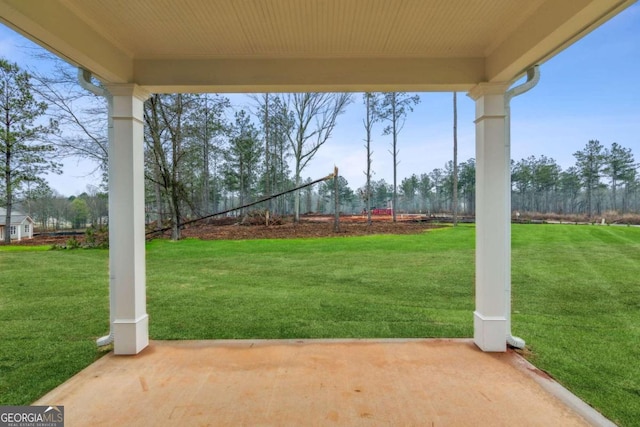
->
(0, 214, 35, 241)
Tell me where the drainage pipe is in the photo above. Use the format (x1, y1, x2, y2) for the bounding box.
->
(504, 66, 540, 349)
(77, 68, 114, 347)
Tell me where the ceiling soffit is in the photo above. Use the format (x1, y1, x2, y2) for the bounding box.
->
(0, 0, 635, 92)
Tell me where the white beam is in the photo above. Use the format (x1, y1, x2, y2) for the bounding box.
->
(134, 57, 484, 94)
(0, 0, 133, 83)
(468, 82, 511, 352)
(106, 84, 149, 355)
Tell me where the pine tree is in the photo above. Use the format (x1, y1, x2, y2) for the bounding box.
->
(1, 58, 59, 244)
(573, 140, 605, 217)
(603, 142, 636, 212)
(223, 110, 262, 215)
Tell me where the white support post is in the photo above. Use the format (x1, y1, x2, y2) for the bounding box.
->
(106, 84, 150, 355)
(468, 83, 511, 352)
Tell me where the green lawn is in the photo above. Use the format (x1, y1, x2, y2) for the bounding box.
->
(0, 224, 638, 425)
(512, 225, 640, 427)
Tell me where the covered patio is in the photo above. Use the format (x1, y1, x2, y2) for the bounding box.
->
(34, 339, 612, 426)
(0, 0, 635, 424)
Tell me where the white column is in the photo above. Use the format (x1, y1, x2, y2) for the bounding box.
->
(468, 83, 511, 352)
(106, 84, 150, 355)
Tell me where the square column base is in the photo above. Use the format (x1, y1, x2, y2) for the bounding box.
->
(113, 314, 149, 355)
(474, 311, 506, 352)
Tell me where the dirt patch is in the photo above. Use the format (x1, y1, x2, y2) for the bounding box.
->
(4, 215, 440, 246)
(3, 234, 85, 247)
(163, 215, 440, 241)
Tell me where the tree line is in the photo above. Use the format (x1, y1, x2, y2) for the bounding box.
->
(20, 183, 108, 230)
(2, 56, 639, 242)
(13, 141, 639, 233)
(394, 138, 639, 218)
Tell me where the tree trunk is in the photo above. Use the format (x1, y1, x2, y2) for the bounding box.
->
(392, 94, 398, 223)
(203, 115, 210, 215)
(171, 95, 183, 240)
(306, 184, 313, 213)
(278, 139, 284, 215)
(3, 179, 11, 244)
(611, 178, 617, 212)
(365, 94, 373, 226)
(294, 169, 301, 223)
(169, 194, 181, 240)
(3, 124, 11, 244)
(154, 164, 163, 228)
(239, 159, 245, 215)
(452, 92, 458, 226)
(264, 93, 271, 212)
(333, 167, 340, 232)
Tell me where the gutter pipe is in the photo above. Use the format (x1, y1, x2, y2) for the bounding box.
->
(77, 68, 114, 347)
(504, 65, 540, 349)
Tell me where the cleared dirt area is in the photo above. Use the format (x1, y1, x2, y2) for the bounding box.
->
(7, 215, 440, 246)
(177, 214, 440, 240)
(11, 211, 639, 247)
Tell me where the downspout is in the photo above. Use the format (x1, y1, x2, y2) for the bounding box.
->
(77, 68, 115, 347)
(504, 66, 540, 349)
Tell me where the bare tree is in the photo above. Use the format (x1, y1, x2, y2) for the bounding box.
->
(377, 92, 420, 222)
(30, 53, 108, 181)
(144, 94, 196, 240)
(285, 92, 352, 222)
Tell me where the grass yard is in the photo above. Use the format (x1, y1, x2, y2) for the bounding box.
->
(0, 224, 638, 425)
(512, 225, 640, 426)
(146, 226, 474, 340)
(0, 248, 110, 405)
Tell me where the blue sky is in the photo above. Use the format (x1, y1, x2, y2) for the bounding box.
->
(1, 3, 639, 196)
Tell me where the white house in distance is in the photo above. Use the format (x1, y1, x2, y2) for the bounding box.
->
(0, 208, 35, 241)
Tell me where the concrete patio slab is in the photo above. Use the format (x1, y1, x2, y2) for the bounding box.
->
(34, 339, 613, 426)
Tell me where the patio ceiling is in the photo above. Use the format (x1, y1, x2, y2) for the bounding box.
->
(0, 0, 635, 93)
